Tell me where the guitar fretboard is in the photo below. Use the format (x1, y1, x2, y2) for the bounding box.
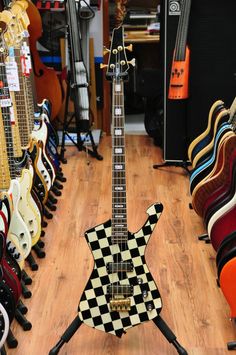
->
(111, 78, 128, 244)
(174, 0, 192, 61)
(0, 55, 18, 182)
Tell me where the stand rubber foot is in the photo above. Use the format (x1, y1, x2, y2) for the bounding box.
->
(49, 315, 82, 355)
(153, 161, 191, 174)
(153, 316, 188, 354)
(228, 341, 236, 350)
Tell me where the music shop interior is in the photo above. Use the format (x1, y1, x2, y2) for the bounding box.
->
(0, 0, 236, 354)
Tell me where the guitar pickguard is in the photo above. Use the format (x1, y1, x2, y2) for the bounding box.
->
(78, 203, 163, 337)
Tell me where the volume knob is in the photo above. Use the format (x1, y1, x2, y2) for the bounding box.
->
(147, 303, 153, 312)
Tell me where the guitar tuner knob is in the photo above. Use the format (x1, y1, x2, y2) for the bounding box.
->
(125, 44, 133, 52)
(100, 63, 108, 69)
(128, 58, 136, 67)
(103, 46, 110, 55)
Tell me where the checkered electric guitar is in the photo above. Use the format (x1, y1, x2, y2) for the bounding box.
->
(78, 26, 164, 337)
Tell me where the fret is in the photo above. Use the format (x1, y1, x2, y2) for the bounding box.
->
(111, 77, 128, 245)
(14, 46, 32, 146)
(0, 108, 11, 189)
(0, 50, 18, 181)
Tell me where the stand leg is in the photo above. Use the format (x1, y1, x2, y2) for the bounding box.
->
(59, 75, 71, 164)
(49, 315, 82, 355)
(228, 341, 236, 350)
(153, 316, 188, 355)
(153, 161, 191, 175)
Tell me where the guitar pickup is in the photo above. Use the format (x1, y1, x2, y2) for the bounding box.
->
(106, 261, 134, 273)
(110, 298, 131, 312)
(107, 284, 133, 296)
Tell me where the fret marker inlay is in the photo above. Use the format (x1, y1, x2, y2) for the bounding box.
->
(115, 108, 121, 115)
(115, 148, 123, 154)
(114, 165, 123, 170)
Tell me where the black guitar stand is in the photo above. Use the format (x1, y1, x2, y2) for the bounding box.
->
(59, 0, 102, 164)
(59, 70, 103, 164)
(49, 314, 188, 354)
(228, 341, 236, 350)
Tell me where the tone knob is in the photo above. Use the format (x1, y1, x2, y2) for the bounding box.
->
(137, 278, 143, 285)
(147, 303, 153, 312)
(142, 290, 148, 298)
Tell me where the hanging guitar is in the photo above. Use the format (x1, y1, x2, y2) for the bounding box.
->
(65, 0, 91, 132)
(168, 0, 191, 100)
(49, 26, 187, 355)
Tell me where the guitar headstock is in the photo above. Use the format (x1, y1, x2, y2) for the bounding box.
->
(0, 10, 24, 47)
(106, 26, 133, 80)
(0, 21, 8, 58)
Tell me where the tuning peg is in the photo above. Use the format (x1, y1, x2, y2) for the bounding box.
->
(125, 44, 133, 52)
(100, 63, 108, 69)
(128, 58, 136, 67)
(103, 46, 110, 55)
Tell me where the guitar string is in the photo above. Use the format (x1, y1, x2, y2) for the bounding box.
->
(175, 0, 190, 61)
(11, 46, 31, 148)
(0, 46, 16, 185)
(0, 52, 11, 190)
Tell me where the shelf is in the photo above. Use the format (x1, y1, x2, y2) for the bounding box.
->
(124, 31, 160, 43)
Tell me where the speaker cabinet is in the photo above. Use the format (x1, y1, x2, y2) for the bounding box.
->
(162, 0, 236, 161)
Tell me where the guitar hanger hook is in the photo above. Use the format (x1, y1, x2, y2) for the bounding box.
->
(78, 0, 95, 20)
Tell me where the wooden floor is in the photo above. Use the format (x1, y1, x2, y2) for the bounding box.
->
(8, 135, 236, 354)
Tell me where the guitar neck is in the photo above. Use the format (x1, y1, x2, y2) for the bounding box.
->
(0, 54, 19, 181)
(111, 78, 128, 244)
(0, 109, 11, 190)
(174, 0, 192, 61)
(13, 45, 34, 147)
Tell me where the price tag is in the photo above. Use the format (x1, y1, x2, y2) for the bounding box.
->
(0, 98, 11, 107)
(5, 61, 20, 91)
(10, 106, 15, 124)
(21, 42, 32, 76)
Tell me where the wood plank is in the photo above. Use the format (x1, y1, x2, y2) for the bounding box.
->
(7, 135, 236, 354)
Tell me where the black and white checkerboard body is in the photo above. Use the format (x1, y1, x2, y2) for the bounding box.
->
(78, 203, 163, 337)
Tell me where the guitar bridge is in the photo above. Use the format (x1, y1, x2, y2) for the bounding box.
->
(110, 298, 131, 312)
